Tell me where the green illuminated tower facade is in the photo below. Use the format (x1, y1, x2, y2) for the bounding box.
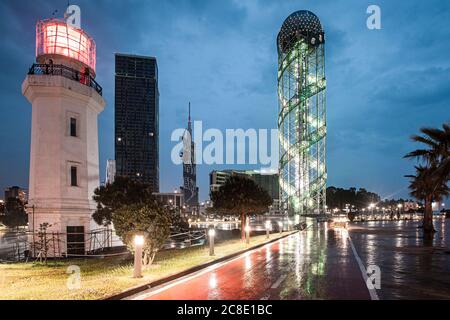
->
(277, 11, 327, 217)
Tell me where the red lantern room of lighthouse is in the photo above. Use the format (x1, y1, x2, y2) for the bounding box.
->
(32, 17, 100, 91)
(22, 7, 106, 257)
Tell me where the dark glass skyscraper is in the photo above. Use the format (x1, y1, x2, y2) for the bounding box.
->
(115, 53, 159, 191)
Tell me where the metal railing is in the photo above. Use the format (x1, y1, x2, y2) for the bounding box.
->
(163, 230, 207, 249)
(28, 63, 103, 96)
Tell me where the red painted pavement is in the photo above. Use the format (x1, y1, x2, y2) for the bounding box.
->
(133, 225, 371, 300)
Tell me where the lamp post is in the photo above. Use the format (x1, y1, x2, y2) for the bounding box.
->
(208, 227, 215, 256)
(369, 203, 375, 220)
(133, 235, 144, 278)
(265, 220, 271, 239)
(288, 219, 293, 231)
(31, 204, 35, 257)
(244, 220, 251, 245)
(397, 203, 402, 220)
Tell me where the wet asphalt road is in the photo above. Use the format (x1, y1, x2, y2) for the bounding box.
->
(349, 219, 450, 300)
(133, 225, 371, 300)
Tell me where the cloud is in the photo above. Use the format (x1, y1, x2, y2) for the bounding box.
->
(1, 0, 449, 201)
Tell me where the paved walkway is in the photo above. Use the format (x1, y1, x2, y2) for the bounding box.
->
(131, 225, 371, 300)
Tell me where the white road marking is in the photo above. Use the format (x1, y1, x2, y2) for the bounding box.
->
(271, 275, 287, 289)
(347, 233, 380, 300)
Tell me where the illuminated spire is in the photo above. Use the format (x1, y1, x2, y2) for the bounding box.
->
(187, 102, 192, 133)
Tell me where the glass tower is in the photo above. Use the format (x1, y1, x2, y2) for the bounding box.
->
(277, 11, 327, 217)
(115, 54, 159, 192)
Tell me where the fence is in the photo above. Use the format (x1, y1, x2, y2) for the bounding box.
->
(0, 228, 114, 261)
(28, 63, 103, 96)
(0, 228, 207, 262)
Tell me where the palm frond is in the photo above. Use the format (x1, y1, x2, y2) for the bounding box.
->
(420, 127, 445, 143)
(404, 149, 432, 159)
(410, 135, 439, 149)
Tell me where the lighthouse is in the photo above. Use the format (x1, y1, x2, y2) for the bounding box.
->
(22, 6, 105, 255)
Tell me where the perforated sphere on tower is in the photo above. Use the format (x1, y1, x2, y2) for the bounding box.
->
(277, 10, 325, 54)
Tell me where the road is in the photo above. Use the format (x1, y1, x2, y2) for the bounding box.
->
(131, 225, 371, 300)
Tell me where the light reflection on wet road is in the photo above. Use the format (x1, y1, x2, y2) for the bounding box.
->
(135, 224, 370, 300)
(349, 219, 450, 300)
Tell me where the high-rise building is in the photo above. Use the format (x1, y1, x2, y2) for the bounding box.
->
(4, 186, 28, 203)
(22, 7, 105, 255)
(105, 159, 116, 185)
(115, 53, 159, 192)
(277, 11, 327, 216)
(153, 191, 184, 210)
(209, 169, 279, 201)
(180, 103, 199, 214)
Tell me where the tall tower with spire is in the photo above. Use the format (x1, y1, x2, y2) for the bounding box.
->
(181, 103, 199, 215)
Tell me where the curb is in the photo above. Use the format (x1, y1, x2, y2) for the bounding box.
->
(103, 231, 298, 300)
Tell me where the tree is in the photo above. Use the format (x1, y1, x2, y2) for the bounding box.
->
(210, 175, 272, 241)
(1, 198, 28, 229)
(92, 176, 155, 226)
(406, 166, 449, 235)
(326, 186, 380, 211)
(34, 223, 52, 263)
(113, 202, 171, 266)
(405, 123, 450, 236)
(168, 207, 189, 232)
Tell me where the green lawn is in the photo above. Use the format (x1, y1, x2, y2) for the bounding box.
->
(0, 231, 294, 300)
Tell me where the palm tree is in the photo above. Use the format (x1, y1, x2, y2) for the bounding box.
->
(405, 165, 449, 234)
(405, 123, 450, 236)
(405, 123, 450, 178)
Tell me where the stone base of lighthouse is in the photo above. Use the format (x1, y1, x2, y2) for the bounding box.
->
(22, 71, 105, 257)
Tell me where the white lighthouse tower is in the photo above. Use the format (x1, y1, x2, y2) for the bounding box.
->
(22, 6, 105, 255)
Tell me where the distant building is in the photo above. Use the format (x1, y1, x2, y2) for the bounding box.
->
(404, 201, 419, 212)
(4, 186, 28, 203)
(209, 169, 279, 200)
(199, 200, 213, 216)
(153, 191, 184, 210)
(115, 53, 159, 192)
(180, 103, 199, 214)
(105, 159, 116, 185)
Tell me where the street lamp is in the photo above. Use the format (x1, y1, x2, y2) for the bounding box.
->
(208, 227, 215, 256)
(133, 235, 144, 278)
(244, 224, 251, 244)
(397, 203, 402, 219)
(265, 220, 271, 239)
(369, 203, 375, 219)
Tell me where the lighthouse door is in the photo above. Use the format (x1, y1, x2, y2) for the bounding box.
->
(66, 226, 85, 256)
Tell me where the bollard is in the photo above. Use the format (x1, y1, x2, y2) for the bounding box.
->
(208, 227, 215, 256)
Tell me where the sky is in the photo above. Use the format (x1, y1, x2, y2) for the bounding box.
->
(0, 0, 449, 202)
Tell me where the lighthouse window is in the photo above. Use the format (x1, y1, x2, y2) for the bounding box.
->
(70, 118, 77, 137)
(70, 166, 78, 186)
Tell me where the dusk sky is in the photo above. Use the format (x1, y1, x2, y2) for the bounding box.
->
(1, 0, 449, 201)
